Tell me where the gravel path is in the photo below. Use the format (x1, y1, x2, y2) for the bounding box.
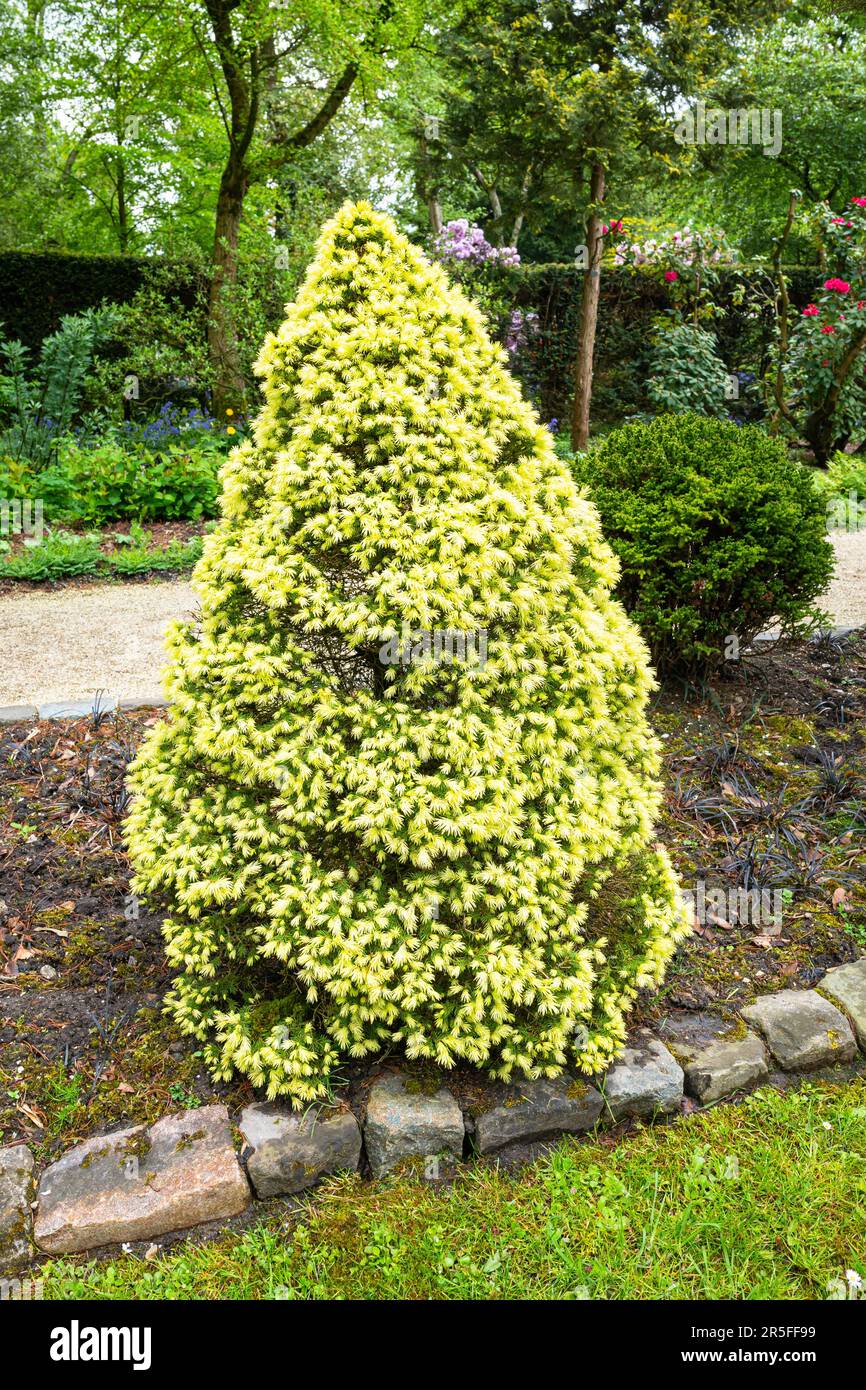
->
(0, 580, 197, 707)
(820, 528, 866, 630)
(0, 530, 863, 707)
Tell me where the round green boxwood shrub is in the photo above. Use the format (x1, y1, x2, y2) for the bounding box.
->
(125, 202, 689, 1105)
(572, 414, 835, 677)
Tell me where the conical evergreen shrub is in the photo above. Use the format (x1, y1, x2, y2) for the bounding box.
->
(125, 202, 689, 1104)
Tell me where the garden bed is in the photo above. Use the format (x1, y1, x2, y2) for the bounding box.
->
(1, 632, 864, 1164)
(0, 521, 208, 592)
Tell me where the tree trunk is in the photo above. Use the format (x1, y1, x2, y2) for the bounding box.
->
(426, 196, 443, 236)
(208, 154, 249, 416)
(571, 162, 605, 453)
(469, 166, 503, 244)
(509, 164, 533, 246)
(417, 129, 443, 235)
(116, 154, 129, 254)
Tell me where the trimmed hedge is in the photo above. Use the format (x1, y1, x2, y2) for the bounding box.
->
(0, 252, 202, 349)
(0, 249, 823, 426)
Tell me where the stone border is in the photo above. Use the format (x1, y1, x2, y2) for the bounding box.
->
(3, 959, 864, 1267)
(0, 696, 168, 723)
(750, 624, 857, 649)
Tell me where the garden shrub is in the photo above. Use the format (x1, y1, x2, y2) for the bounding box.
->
(125, 202, 689, 1105)
(60, 440, 220, 523)
(647, 322, 730, 419)
(0, 439, 221, 525)
(811, 450, 866, 530)
(573, 414, 835, 677)
(0, 306, 120, 466)
(776, 197, 866, 464)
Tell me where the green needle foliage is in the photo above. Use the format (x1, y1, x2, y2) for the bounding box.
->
(125, 202, 689, 1104)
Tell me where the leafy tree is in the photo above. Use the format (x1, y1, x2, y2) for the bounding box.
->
(0, 0, 62, 248)
(428, 1, 773, 449)
(193, 0, 427, 411)
(48, 0, 210, 254)
(0, 1, 430, 408)
(126, 203, 688, 1103)
(0, 0, 217, 254)
(664, 15, 866, 259)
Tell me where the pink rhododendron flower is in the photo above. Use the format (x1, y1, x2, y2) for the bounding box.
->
(821, 324, 836, 334)
(802, 304, 819, 316)
(664, 270, 678, 282)
(851, 196, 866, 207)
(824, 278, 850, 292)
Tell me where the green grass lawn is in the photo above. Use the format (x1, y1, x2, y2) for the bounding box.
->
(42, 1078, 866, 1301)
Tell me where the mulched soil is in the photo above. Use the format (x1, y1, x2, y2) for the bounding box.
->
(639, 631, 866, 1023)
(1, 632, 864, 1160)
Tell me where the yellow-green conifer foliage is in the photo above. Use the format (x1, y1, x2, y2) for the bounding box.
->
(125, 202, 690, 1104)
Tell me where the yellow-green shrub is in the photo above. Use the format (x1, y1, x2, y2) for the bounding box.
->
(125, 202, 689, 1104)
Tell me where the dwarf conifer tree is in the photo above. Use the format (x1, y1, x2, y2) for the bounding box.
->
(125, 202, 689, 1103)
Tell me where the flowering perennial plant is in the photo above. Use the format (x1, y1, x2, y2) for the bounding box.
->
(503, 308, 540, 356)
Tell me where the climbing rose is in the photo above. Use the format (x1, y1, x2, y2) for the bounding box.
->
(823, 279, 850, 293)
(802, 304, 819, 316)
